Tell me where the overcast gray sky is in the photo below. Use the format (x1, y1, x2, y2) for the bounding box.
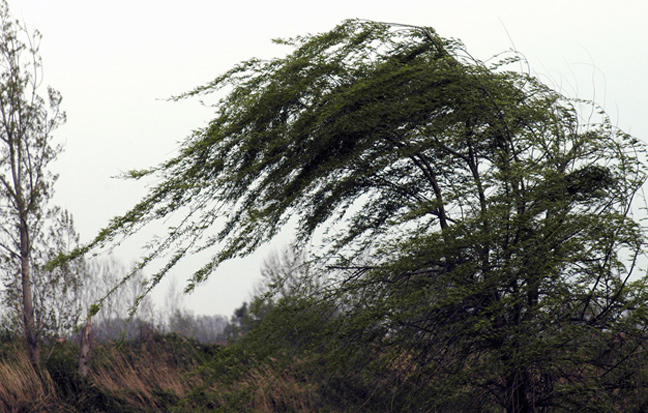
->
(6, 0, 648, 316)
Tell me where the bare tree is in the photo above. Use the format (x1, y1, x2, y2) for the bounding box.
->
(80, 255, 156, 341)
(0, 1, 65, 367)
(256, 248, 321, 299)
(162, 279, 228, 342)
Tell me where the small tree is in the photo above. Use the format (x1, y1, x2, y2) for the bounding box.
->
(0, 207, 89, 344)
(0, 1, 65, 367)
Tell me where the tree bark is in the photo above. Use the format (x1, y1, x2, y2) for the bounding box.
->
(20, 214, 40, 368)
(506, 369, 532, 413)
(78, 315, 92, 377)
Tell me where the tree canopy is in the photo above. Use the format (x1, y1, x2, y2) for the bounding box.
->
(79, 19, 648, 410)
(89, 19, 645, 286)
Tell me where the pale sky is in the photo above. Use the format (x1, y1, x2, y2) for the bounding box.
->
(6, 0, 648, 316)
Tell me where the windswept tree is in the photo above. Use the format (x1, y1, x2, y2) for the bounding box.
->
(81, 20, 648, 410)
(0, 1, 65, 367)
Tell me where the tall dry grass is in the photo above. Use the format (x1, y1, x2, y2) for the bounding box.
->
(0, 346, 58, 412)
(90, 341, 210, 410)
(0, 336, 337, 411)
(235, 362, 319, 411)
(0, 337, 219, 411)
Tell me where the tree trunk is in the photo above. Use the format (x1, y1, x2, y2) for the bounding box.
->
(20, 216, 40, 368)
(78, 315, 92, 377)
(506, 369, 532, 413)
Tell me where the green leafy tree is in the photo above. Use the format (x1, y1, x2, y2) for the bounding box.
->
(83, 20, 648, 410)
(0, 1, 65, 367)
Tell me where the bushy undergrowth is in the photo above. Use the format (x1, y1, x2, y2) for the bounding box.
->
(2, 322, 647, 411)
(0, 333, 221, 412)
(0, 309, 459, 412)
(3, 295, 648, 412)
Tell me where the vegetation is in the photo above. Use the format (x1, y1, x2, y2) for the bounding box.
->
(71, 18, 648, 411)
(0, 0, 70, 368)
(1, 10, 648, 413)
(0, 331, 222, 412)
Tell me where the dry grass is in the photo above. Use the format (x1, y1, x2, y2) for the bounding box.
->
(89, 341, 209, 410)
(0, 337, 219, 412)
(0, 338, 337, 411)
(222, 358, 322, 412)
(0, 346, 58, 412)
